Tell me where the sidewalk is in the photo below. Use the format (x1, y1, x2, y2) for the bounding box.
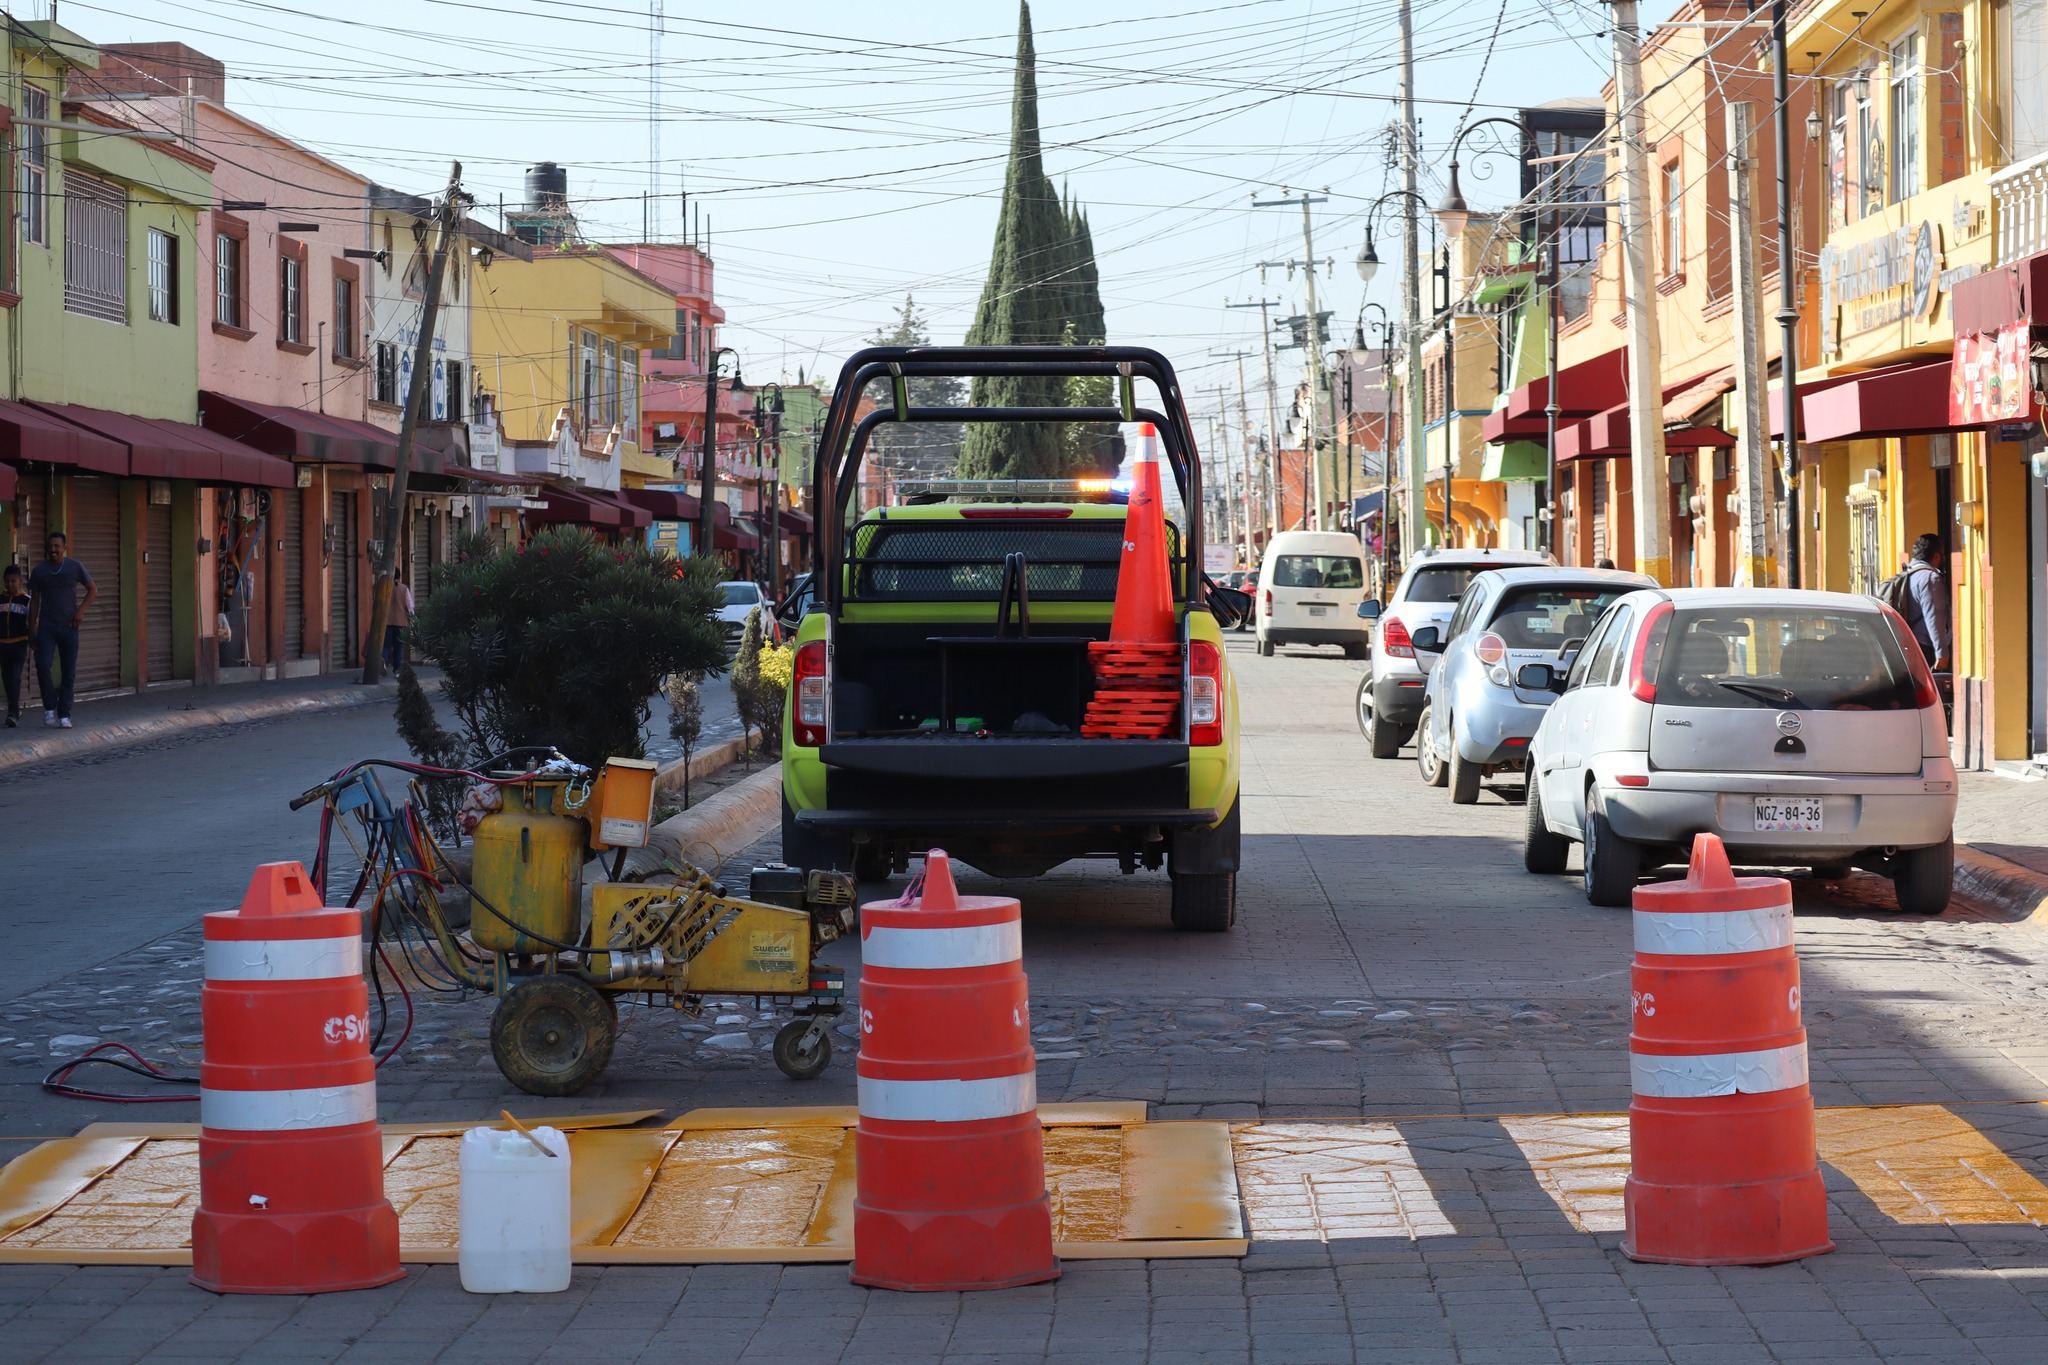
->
(1954, 770, 2048, 922)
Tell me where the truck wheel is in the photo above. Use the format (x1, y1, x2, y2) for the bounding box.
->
(1170, 872, 1235, 932)
(1582, 802, 1639, 908)
(1416, 705, 1448, 787)
(1447, 722, 1482, 805)
(1523, 777, 1569, 874)
(1893, 838, 1953, 915)
(772, 1019, 833, 1080)
(491, 975, 616, 1097)
(1257, 635, 1274, 657)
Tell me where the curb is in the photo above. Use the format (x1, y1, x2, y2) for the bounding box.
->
(1957, 844, 2048, 926)
(621, 763, 783, 881)
(0, 682, 398, 775)
(652, 733, 750, 794)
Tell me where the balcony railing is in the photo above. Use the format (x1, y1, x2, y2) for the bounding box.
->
(1991, 151, 2048, 267)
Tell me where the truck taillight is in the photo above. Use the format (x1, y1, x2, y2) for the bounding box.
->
(1628, 600, 1674, 703)
(1188, 639, 1224, 747)
(1880, 604, 1943, 708)
(1381, 616, 1414, 658)
(793, 640, 828, 748)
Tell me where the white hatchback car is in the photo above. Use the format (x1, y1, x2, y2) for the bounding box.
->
(1521, 588, 1957, 912)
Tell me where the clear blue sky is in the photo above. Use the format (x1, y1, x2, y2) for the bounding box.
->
(56, 0, 1677, 414)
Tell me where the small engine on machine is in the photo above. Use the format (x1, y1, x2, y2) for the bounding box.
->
(295, 749, 854, 1098)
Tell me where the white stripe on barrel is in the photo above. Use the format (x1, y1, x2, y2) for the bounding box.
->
(862, 921, 1022, 971)
(1633, 903, 1794, 957)
(201, 1081, 379, 1132)
(1630, 1044, 1808, 1099)
(204, 935, 364, 983)
(857, 1070, 1037, 1123)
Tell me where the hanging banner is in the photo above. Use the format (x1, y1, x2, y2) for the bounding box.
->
(1949, 321, 2034, 425)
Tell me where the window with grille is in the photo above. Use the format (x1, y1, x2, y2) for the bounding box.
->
(279, 253, 304, 343)
(1660, 160, 1685, 276)
(1889, 32, 1921, 202)
(147, 229, 178, 324)
(333, 275, 355, 357)
(19, 86, 47, 247)
(580, 331, 600, 428)
(602, 338, 619, 426)
(64, 174, 127, 324)
(215, 232, 242, 327)
(374, 341, 399, 404)
(446, 360, 465, 422)
(623, 351, 639, 437)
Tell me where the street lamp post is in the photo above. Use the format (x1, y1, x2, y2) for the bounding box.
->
(697, 347, 742, 564)
(1355, 302, 1392, 595)
(1354, 189, 1432, 564)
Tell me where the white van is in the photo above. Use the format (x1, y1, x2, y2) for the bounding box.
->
(1255, 530, 1371, 659)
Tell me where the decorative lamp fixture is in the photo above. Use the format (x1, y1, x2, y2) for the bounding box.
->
(1355, 227, 1380, 285)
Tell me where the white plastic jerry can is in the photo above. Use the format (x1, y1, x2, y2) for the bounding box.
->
(458, 1125, 572, 1293)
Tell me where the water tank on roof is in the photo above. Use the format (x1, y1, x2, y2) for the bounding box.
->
(525, 163, 569, 212)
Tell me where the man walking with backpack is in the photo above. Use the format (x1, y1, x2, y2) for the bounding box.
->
(1882, 534, 1950, 673)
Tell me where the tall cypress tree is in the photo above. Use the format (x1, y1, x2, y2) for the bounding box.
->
(958, 2, 1094, 478)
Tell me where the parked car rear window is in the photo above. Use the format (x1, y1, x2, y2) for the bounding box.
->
(1403, 566, 1481, 602)
(1486, 584, 1633, 650)
(1273, 555, 1364, 589)
(720, 582, 762, 606)
(1655, 607, 1918, 710)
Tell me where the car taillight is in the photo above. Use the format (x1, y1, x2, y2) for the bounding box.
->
(793, 640, 828, 747)
(1262, 589, 1273, 616)
(1474, 632, 1506, 665)
(1880, 604, 1943, 708)
(1381, 616, 1414, 658)
(1188, 639, 1225, 747)
(1628, 600, 1674, 703)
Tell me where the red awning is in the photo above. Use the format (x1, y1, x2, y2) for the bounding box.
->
(1800, 359, 1955, 443)
(585, 489, 652, 530)
(28, 403, 294, 487)
(447, 465, 543, 489)
(198, 391, 403, 470)
(528, 490, 624, 527)
(1484, 347, 1629, 442)
(0, 397, 127, 474)
(1555, 403, 1735, 462)
(622, 486, 700, 520)
(714, 517, 759, 551)
(776, 507, 813, 535)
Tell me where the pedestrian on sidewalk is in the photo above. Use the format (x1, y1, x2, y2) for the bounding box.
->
(382, 568, 413, 672)
(0, 564, 29, 727)
(26, 531, 95, 729)
(1899, 534, 1951, 674)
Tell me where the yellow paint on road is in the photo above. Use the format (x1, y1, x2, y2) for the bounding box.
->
(1815, 1105, 2048, 1226)
(1500, 1114, 1631, 1233)
(1230, 1123, 1457, 1241)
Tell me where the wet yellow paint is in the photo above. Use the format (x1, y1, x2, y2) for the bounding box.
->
(614, 1126, 848, 1250)
(1500, 1115, 1631, 1234)
(1230, 1123, 1456, 1241)
(3, 1140, 200, 1250)
(383, 1135, 463, 1250)
(1817, 1106, 2048, 1226)
(1122, 1122, 1244, 1241)
(1045, 1126, 1124, 1244)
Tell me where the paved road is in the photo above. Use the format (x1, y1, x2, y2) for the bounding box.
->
(0, 673, 738, 1000)
(9, 638, 2048, 1362)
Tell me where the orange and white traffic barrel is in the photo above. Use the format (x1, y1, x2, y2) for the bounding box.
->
(191, 861, 402, 1294)
(851, 849, 1058, 1291)
(1623, 834, 1833, 1266)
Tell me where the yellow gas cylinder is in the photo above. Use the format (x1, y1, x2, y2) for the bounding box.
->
(469, 780, 587, 954)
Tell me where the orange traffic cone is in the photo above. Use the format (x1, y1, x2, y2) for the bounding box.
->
(1105, 424, 1175, 646)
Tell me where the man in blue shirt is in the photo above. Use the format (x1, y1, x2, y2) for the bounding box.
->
(26, 531, 96, 728)
(1901, 533, 1950, 674)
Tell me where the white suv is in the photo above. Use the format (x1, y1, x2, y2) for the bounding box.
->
(1355, 547, 1551, 759)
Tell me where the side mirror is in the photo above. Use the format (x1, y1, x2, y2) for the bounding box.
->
(1411, 625, 1444, 653)
(1356, 599, 1382, 620)
(774, 584, 814, 633)
(1206, 580, 1253, 628)
(1516, 662, 1562, 693)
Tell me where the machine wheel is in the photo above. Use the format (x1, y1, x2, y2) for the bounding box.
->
(1581, 801, 1639, 908)
(772, 1018, 833, 1080)
(1257, 635, 1274, 657)
(490, 975, 617, 1097)
(1893, 838, 1954, 915)
(1523, 776, 1570, 875)
(1416, 706, 1448, 787)
(1446, 723, 1482, 805)
(1169, 872, 1236, 932)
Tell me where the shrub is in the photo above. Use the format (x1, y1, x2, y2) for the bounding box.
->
(665, 669, 706, 806)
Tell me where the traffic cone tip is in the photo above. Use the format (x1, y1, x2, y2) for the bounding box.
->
(1686, 833, 1736, 891)
(240, 861, 323, 918)
(919, 849, 960, 912)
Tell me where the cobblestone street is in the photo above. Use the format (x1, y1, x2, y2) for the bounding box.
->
(7, 636, 2048, 1362)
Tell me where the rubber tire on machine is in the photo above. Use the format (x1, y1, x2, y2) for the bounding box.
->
(490, 974, 617, 1097)
(1446, 722, 1482, 805)
(1581, 800, 1640, 908)
(1523, 774, 1570, 875)
(1416, 705, 1448, 787)
(772, 1019, 833, 1080)
(1893, 837, 1954, 915)
(1257, 635, 1274, 657)
(1169, 872, 1236, 932)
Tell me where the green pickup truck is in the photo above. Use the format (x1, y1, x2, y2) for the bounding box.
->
(778, 345, 1245, 931)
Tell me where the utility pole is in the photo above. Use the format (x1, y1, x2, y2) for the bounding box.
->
(1540, 208, 1562, 560)
(1227, 297, 1285, 538)
(1398, 0, 1427, 560)
(1255, 193, 1332, 528)
(696, 346, 738, 563)
(1232, 351, 1258, 567)
(361, 161, 463, 686)
(1771, 0, 1803, 586)
(1726, 102, 1773, 588)
(1608, 0, 1671, 584)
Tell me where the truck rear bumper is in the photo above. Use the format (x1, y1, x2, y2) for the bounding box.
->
(794, 806, 1220, 831)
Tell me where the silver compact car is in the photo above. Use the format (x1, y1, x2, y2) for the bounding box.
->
(1411, 567, 1656, 804)
(1521, 588, 1958, 912)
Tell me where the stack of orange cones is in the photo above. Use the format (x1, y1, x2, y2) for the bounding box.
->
(1083, 425, 1180, 739)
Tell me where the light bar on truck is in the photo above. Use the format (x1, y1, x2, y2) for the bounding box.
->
(895, 477, 1127, 504)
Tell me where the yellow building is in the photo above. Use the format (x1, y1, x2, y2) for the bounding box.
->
(469, 246, 674, 492)
(1788, 0, 2028, 767)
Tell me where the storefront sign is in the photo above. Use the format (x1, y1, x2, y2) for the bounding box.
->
(1949, 321, 2034, 425)
(1819, 221, 1941, 349)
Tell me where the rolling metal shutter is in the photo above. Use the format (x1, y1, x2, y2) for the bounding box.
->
(281, 492, 304, 659)
(12, 471, 44, 574)
(145, 496, 173, 683)
(66, 476, 123, 694)
(1590, 470, 1608, 566)
(411, 512, 432, 601)
(329, 491, 355, 667)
